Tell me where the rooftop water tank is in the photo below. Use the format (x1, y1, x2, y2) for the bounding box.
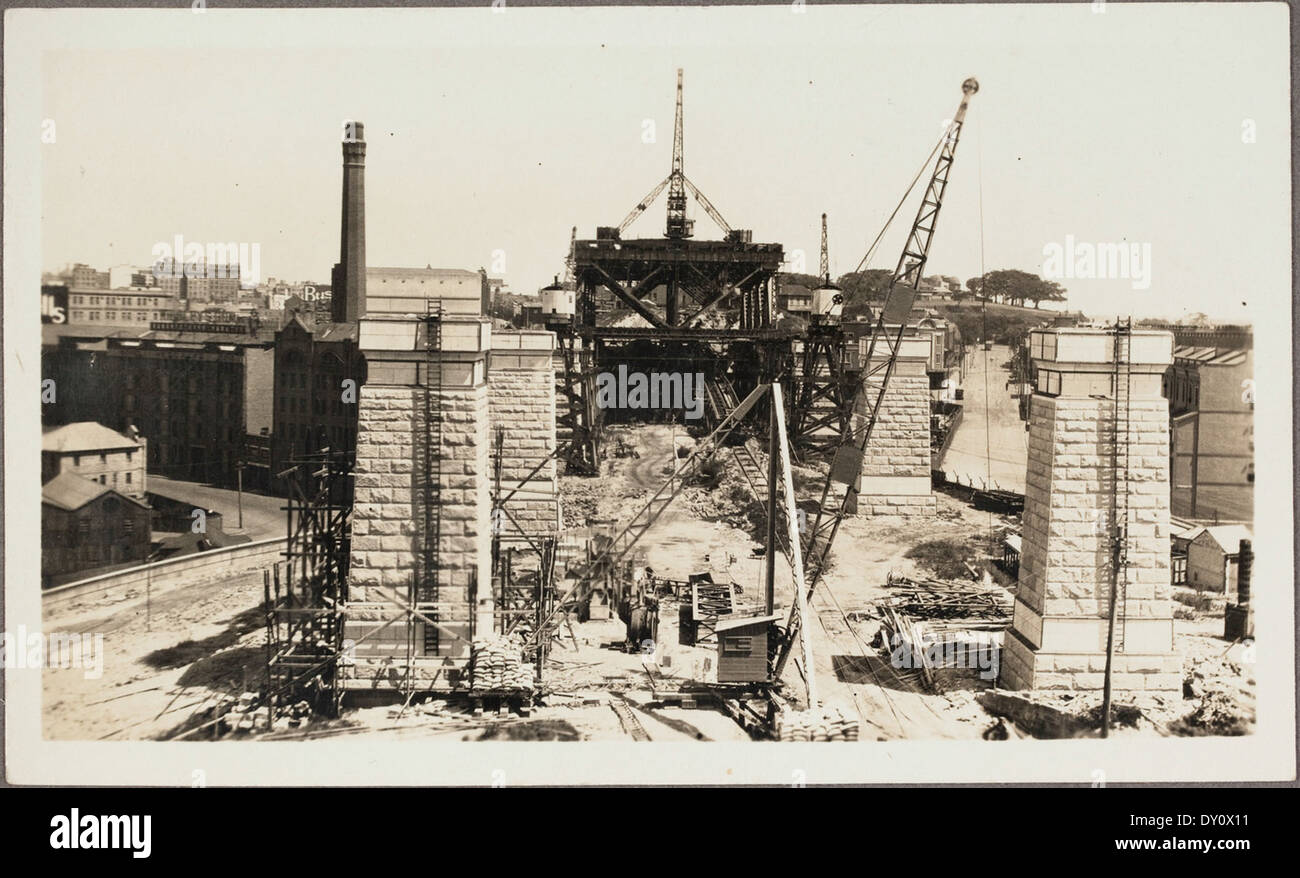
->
(540, 278, 575, 318)
(812, 281, 844, 321)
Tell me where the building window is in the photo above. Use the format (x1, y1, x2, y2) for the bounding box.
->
(1036, 369, 1062, 397)
(722, 636, 753, 655)
(100, 453, 107, 463)
(1030, 333, 1058, 361)
(125, 472, 132, 484)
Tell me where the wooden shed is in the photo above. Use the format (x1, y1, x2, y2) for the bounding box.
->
(1185, 525, 1252, 596)
(715, 614, 780, 684)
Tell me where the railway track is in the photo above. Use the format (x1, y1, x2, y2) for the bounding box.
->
(609, 696, 651, 741)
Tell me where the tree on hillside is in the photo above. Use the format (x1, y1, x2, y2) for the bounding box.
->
(1035, 279, 1069, 309)
(975, 269, 1067, 309)
(836, 269, 894, 319)
(965, 276, 984, 298)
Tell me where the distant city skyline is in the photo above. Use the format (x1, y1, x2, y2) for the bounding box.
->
(37, 5, 1288, 322)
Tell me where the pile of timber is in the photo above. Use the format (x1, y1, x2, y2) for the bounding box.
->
(881, 573, 1011, 626)
(878, 606, 936, 691)
(876, 575, 1011, 692)
(773, 704, 860, 742)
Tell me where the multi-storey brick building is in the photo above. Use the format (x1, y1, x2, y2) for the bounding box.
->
(41, 472, 152, 586)
(42, 422, 148, 499)
(271, 316, 365, 481)
(66, 287, 182, 327)
(1162, 345, 1254, 524)
(42, 324, 275, 488)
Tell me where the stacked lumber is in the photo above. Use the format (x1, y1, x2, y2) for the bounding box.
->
(773, 704, 859, 742)
(469, 637, 535, 691)
(882, 573, 1011, 625)
(879, 605, 936, 691)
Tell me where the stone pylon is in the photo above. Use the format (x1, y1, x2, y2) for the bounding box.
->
(1000, 327, 1180, 692)
(342, 317, 492, 687)
(855, 332, 936, 516)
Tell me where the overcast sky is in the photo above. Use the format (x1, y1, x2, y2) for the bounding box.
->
(36, 3, 1288, 321)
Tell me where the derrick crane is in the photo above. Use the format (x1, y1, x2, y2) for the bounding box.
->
(665, 68, 691, 238)
(772, 77, 980, 680)
(819, 212, 830, 282)
(616, 69, 732, 238)
(564, 225, 577, 284)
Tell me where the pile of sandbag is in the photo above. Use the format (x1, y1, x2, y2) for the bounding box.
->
(773, 704, 859, 742)
(469, 637, 535, 691)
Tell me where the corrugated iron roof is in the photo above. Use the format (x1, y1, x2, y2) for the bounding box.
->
(1186, 524, 1253, 552)
(1173, 345, 1249, 366)
(41, 471, 149, 511)
(43, 422, 140, 453)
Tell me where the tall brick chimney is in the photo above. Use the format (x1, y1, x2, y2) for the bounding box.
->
(334, 120, 367, 323)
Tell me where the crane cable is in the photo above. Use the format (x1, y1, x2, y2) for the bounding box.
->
(852, 129, 949, 277)
(976, 102, 997, 558)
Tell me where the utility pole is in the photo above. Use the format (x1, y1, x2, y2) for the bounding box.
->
(235, 461, 245, 529)
(765, 400, 779, 616)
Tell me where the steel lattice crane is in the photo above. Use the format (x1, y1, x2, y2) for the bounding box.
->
(819, 212, 830, 282)
(617, 69, 732, 238)
(772, 77, 980, 681)
(563, 225, 577, 284)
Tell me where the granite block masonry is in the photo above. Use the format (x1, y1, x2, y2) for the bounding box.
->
(488, 331, 561, 536)
(343, 316, 493, 683)
(855, 332, 936, 516)
(1000, 327, 1180, 692)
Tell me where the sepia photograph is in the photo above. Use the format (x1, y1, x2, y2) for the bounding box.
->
(2, 1, 1295, 791)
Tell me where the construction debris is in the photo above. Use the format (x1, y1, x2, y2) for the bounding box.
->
(881, 572, 1011, 625)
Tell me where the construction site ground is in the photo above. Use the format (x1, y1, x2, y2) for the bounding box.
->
(41, 422, 1254, 743)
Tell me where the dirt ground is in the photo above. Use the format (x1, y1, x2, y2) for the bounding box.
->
(41, 423, 1255, 743)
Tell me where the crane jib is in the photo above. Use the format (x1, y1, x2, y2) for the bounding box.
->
(770, 76, 978, 685)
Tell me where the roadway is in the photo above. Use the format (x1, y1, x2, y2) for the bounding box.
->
(938, 343, 1029, 494)
(146, 474, 287, 541)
